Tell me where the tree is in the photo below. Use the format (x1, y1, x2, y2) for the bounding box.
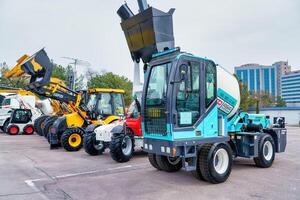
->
(276, 96, 286, 107)
(259, 93, 273, 108)
(87, 72, 133, 106)
(51, 63, 68, 81)
(238, 81, 255, 111)
(0, 63, 28, 89)
(51, 62, 85, 90)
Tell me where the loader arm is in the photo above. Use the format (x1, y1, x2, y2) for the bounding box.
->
(5, 49, 91, 120)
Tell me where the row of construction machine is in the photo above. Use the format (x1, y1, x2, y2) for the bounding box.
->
(5, 49, 126, 151)
(85, 0, 287, 184)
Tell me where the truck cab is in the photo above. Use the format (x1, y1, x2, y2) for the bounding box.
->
(142, 49, 224, 154)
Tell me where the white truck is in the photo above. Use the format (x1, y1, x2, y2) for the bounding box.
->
(0, 93, 42, 135)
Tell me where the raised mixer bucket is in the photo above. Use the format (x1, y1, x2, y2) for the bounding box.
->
(118, 3, 175, 63)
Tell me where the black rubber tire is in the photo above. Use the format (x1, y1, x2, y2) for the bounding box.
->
(198, 143, 232, 184)
(155, 155, 182, 172)
(61, 128, 84, 152)
(42, 117, 58, 138)
(254, 133, 275, 168)
(84, 132, 106, 156)
(2, 119, 10, 133)
(34, 115, 49, 136)
(23, 125, 34, 135)
(109, 133, 134, 163)
(7, 125, 19, 135)
(148, 154, 161, 170)
(193, 149, 206, 181)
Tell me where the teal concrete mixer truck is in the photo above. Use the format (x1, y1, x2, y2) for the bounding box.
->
(117, 0, 287, 183)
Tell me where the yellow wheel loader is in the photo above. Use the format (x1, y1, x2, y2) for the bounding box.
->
(5, 49, 125, 151)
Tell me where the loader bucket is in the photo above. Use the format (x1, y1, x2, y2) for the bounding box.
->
(4, 54, 30, 78)
(118, 4, 175, 63)
(21, 49, 53, 89)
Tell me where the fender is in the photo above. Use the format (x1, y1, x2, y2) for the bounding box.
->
(65, 112, 85, 127)
(111, 124, 125, 137)
(104, 116, 120, 124)
(85, 124, 102, 133)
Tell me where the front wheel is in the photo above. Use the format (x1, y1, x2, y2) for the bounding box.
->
(43, 117, 58, 138)
(197, 143, 232, 184)
(34, 115, 49, 136)
(2, 119, 10, 133)
(7, 125, 19, 135)
(254, 133, 275, 168)
(84, 132, 106, 155)
(61, 128, 84, 152)
(155, 155, 182, 172)
(109, 133, 134, 163)
(148, 154, 161, 170)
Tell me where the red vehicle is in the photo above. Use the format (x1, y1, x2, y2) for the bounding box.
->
(125, 99, 142, 136)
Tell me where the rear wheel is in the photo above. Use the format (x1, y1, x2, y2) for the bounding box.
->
(61, 128, 84, 152)
(34, 116, 49, 136)
(2, 119, 10, 133)
(84, 132, 106, 155)
(254, 133, 275, 168)
(148, 154, 161, 170)
(110, 133, 134, 163)
(155, 155, 182, 172)
(7, 125, 19, 135)
(197, 143, 232, 184)
(23, 125, 34, 135)
(43, 117, 58, 138)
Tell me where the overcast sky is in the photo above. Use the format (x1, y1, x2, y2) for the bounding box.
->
(1, 0, 299, 80)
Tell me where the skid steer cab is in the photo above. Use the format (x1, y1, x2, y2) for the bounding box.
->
(49, 89, 126, 152)
(3, 109, 34, 135)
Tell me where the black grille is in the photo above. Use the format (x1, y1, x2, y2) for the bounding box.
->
(144, 107, 167, 135)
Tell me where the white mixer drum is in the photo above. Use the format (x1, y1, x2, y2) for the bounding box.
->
(217, 66, 241, 118)
(37, 99, 53, 115)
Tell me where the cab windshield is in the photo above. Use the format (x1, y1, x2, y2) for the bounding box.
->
(145, 63, 171, 106)
(144, 62, 171, 135)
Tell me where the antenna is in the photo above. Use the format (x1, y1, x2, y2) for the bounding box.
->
(61, 57, 91, 90)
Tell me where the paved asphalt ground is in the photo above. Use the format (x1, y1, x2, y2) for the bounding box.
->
(0, 127, 299, 200)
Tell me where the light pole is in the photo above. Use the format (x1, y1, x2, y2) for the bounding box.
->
(61, 57, 91, 90)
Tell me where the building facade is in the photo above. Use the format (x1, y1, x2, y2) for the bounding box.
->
(281, 70, 300, 107)
(235, 61, 291, 96)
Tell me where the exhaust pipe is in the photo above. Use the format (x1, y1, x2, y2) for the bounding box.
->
(117, 3, 134, 21)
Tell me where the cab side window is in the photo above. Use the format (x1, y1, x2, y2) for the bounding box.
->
(176, 61, 200, 127)
(112, 93, 125, 116)
(205, 62, 216, 108)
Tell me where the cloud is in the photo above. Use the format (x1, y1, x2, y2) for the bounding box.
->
(0, 0, 299, 80)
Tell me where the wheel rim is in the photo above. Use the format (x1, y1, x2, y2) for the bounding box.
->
(94, 140, 104, 150)
(213, 148, 229, 174)
(41, 121, 46, 129)
(263, 141, 273, 161)
(121, 136, 132, 156)
(68, 133, 82, 148)
(10, 127, 18, 134)
(26, 127, 33, 133)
